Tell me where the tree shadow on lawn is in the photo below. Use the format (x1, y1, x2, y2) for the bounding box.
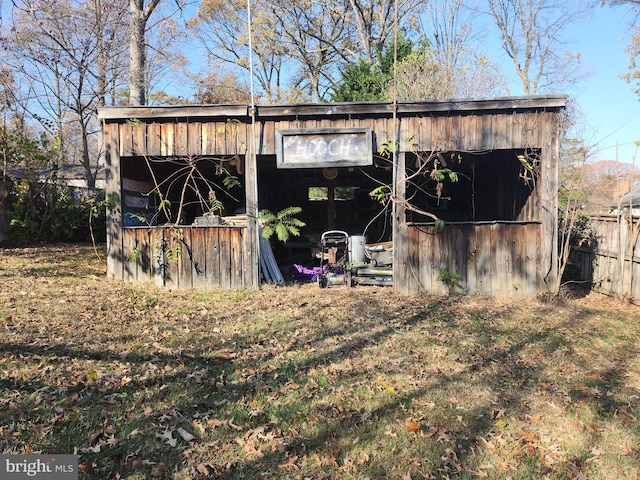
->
(1, 294, 639, 479)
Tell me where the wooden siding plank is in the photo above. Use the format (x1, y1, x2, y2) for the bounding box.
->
(405, 224, 420, 293)
(475, 225, 492, 295)
(163, 229, 180, 289)
(122, 229, 137, 282)
(147, 123, 162, 156)
(132, 124, 145, 156)
(450, 115, 461, 150)
(481, 115, 493, 150)
(120, 123, 134, 157)
(466, 224, 478, 292)
(371, 118, 393, 152)
(454, 224, 468, 291)
(445, 116, 454, 149)
(417, 227, 431, 292)
(176, 123, 189, 156)
(227, 120, 240, 154)
(150, 229, 165, 287)
(210, 227, 223, 287)
(433, 115, 447, 150)
(180, 228, 193, 289)
(219, 227, 232, 288)
(262, 120, 276, 156)
(161, 123, 174, 156)
(203, 122, 215, 155)
(512, 225, 526, 294)
(215, 121, 228, 156)
(399, 115, 412, 152)
(237, 122, 248, 154)
(497, 223, 509, 294)
(231, 228, 243, 288)
(511, 113, 523, 148)
(504, 113, 514, 149)
(136, 228, 153, 282)
(188, 122, 203, 156)
(420, 226, 431, 291)
(416, 116, 431, 151)
(492, 114, 508, 150)
(460, 114, 477, 151)
(187, 228, 205, 289)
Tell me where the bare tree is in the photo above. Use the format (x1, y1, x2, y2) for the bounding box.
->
(2, 0, 129, 188)
(394, 0, 504, 100)
(129, 0, 161, 105)
(345, 0, 428, 64)
(189, 0, 288, 102)
(190, 0, 429, 102)
(270, 0, 353, 100)
(486, 0, 590, 95)
(129, 0, 190, 106)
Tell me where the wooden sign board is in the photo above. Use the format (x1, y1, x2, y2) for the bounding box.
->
(276, 127, 372, 169)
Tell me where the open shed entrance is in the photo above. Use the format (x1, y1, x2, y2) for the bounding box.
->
(118, 146, 539, 272)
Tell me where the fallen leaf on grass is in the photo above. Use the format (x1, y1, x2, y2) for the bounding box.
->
(150, 462, 169, 477)
(278, 455, 299, 470)
(442, 448, 462, 472)
(157, 429, 177, 447)
(378, 377, 397, 394)
(177, 427, 195, 442)
(469, 468, 489, 477)
(405, 418, 420, 433)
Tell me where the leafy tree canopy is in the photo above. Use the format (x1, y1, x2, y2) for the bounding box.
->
(330, 33, 416, 102)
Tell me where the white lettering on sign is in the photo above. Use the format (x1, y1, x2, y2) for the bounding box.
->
(276, 128, 372, 168)
(290, 137, 356, 159)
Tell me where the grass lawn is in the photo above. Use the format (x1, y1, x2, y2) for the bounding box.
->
(1, 244, 640, 479)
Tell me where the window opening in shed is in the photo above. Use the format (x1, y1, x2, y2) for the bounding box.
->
(120, 155, 245, 227)
(405, 149, 540, 223)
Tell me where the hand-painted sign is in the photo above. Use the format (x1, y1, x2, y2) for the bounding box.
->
(276, 128, 372, 168)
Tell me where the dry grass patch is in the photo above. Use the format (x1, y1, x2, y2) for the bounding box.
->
(1, 244, 640, 479)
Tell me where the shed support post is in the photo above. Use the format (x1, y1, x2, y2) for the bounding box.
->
(104, 122, 123, 280)
(541, 112, 560, 293)
(393, 150, 408, 293)
(245, 110, 260, 288)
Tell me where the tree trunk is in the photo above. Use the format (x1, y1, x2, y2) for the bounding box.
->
(129, 0, 147, 105)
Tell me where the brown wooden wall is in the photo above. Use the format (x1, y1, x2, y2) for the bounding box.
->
(114, 111, 550, 158)
(118, 226, 247, 289)
(118, 120, 250, 157)
(400, 222, 542, 296)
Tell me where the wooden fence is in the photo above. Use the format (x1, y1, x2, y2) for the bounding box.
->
(585, 215, 640, 303)
(119, 226, 247, 289)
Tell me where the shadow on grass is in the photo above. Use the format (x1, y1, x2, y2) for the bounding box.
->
(1, 290, 640, 479)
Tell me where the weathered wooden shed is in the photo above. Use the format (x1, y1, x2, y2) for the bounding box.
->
(98, 95, 565, 295)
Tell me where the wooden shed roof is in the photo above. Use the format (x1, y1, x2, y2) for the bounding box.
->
(98, 95, 567, 122)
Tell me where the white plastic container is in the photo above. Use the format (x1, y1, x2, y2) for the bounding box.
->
(349, 235, 367, 264)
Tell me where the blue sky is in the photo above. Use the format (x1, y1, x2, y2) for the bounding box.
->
(567, 4, 639, 164)
(174, 2, 639, 164)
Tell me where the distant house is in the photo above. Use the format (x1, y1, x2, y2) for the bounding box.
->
(611, 188, 640, 216)
(40, 164, 106, 191)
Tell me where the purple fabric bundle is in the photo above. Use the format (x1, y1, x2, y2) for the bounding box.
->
(291, 264, 325, 282)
